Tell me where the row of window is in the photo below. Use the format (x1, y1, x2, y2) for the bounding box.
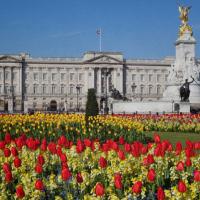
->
(0, 71, 18, 81)
(132, 74, 168, 82)
(32, 85, 83, 95)
(32, 72, 84, 82)
(0, 85, 17, 94)
(131, 85, 162, 94)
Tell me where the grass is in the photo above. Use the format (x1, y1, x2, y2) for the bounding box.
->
(144, 131, 200, 147)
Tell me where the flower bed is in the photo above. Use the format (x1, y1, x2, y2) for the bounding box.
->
(0, 114, 146, 143)
(0, 133, 200, 199)
(114, 114, 200, 133)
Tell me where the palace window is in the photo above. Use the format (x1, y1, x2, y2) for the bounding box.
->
(132, 74, 136, 81)
(52, 85, 56, 94)
(70, 86, 73, 94)
(43, 73, 47, 81)
(33, 73, 38, 81)
(70, 73, 74, 81)
(165, 74, 168, 81)
(13, 72, 17, 80)
(149, 85, 153, 94)
(79, 73, 83, 81)
(70, 102, 73, 108)
(13, 86, 16, 94)
(140, 74, 144, 82)
(140, 85, 144, 94)
(131, 85, 136, 94)
(61, 85, 65, 94)
(149, 74, 153, 82)
(157, 74, 161, 82)
(33, 84, 38, 94)
(25, 85, 28, 94)
(157, 85, 161, 94)
(61, 73, 65, 81)
(5, 85, 9, 94)
(52, 73, 56, 81)
(42, 84, 47, 94)
(5, 72, 9, 80)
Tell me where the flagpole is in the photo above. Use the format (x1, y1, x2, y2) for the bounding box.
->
(99, 28, 102, 52)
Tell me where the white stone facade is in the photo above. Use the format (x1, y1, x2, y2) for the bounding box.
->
(0, 51, 176, 113)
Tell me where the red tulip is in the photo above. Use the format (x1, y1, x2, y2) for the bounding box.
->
(58, 135, 67, 146)
(40, 138, 47, 151)
(124, 143, 131, 152)
(194, 170, 200, 182)
(119, 136, 125, 145)
(76, 140, 85, 153)
(35, 179, 44, 190)
(48, 142, 57, 154)
(4, 148, 11, 157)
(0, 141, 6, 149)
(177, 180, 187, 193)
(118, 150, 125, 160)
(176, 161, 184, 171)
(84, 139, 91, 147)
(5, 133, 12, 144)
(176, 142, 182, 155)
(16, 185, 25, 199)
(114, 173, 123, 189)
(14, 157, 21, 168)
(157, 186, 165, 200)
(11, 147, 18, 157)
(154, 134, 161, 143)
(35, 164, 43, 174)
(37, 154, 45, 165)
(60, 153, 67, 163)
(147, 169, 156, 182)
(76, 172, 83, 183)
(101, 143, 109, 152)
(185, 158, 192, 167)
(132, 181, 142, 194)
(99, 157, 107, 168)
(61, 168, 71, 181)
(3, 163, 11, 173)
(5, 172, 12, 182)
(95, 183, 105, 196)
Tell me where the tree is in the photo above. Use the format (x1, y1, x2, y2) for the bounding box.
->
(85, 88, 99, 117)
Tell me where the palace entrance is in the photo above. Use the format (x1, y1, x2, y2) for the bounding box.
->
(49, 100, 57, 111)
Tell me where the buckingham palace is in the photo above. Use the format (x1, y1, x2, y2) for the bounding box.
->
(0, 51, 178, 113)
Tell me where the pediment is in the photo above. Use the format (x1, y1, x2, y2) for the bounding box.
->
(84, 55, 122, 64)
(0, 55, 21, 62)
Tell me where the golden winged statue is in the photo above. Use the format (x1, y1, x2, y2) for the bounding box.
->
(178, 5, 193, 36)
(179, 5, 191, 25)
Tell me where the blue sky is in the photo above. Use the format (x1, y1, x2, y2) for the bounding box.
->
(0, 0, 199, 59)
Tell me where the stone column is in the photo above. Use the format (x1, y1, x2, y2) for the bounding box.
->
(3, 67, 5, 94)
(98, 68, 102, 95)
(8, 67, 14, 113)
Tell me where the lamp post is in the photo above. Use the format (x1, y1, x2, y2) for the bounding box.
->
(76, 85, 80, 112)
(9, 85, 14, 113)
(104, 69, 110, 114)
(172, 100, 174, 113)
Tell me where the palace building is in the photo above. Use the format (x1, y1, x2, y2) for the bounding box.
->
(0, 51, 178, 113)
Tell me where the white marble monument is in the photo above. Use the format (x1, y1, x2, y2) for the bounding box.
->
(113, 5, 200, 114)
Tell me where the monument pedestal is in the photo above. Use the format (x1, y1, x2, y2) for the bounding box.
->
(179, 102, 191, 113)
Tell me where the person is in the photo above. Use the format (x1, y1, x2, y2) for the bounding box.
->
(180, 77, 194, 101)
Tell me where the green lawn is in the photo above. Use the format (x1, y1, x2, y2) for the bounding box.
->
(144, 131, 200, 147)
